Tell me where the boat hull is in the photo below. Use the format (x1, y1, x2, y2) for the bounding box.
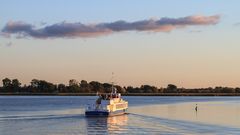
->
(85, 109, 127, 117)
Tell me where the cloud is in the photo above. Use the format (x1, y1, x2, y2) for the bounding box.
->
(1, 15, 220, 39)
(6, 42, 12, 47)
(0, 32, 11, 38)
(40, 21, 47, 26)
(189, 30, 202, 33)
(234, 22, 240, 26)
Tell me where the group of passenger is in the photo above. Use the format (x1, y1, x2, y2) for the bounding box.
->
(95, 93, 121, 110)
(97, 93, 121, 100)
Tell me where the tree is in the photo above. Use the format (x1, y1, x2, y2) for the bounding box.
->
(235, 87, 240, 93)
(30, 79, 56, 93)
(115, 85, 126, 93)
(68, 79, 80, 93)
(80, 80, 91, 93)
(126, 86, 141, 93)
(89, 81, 104, 93)
(103, 83, 112, 93)
(221, 87, 235, 93)
(30, 79, 40, 93)
(80, 80, 88, 87)
(2, 78, 11, 88)
(31, 79, 39, 88)
(140, 85, 158, 93)
(58, 83, 66, 93)
(12, 79, 21, 92)
(38, 80, 55, 93)
(165, 84, 177, 93)
(69, 79, 79, 86)
(12, 79, 21, 87)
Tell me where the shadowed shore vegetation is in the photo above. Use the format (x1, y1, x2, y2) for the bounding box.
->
(1, 78, 240, 96)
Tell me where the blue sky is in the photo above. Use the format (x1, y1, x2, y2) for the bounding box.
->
(1, 0, 239, 24)
(1, 0, 240, 88)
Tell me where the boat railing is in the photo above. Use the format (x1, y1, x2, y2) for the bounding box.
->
(85, 104, 107, 111)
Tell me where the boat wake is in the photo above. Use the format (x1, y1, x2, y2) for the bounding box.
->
(0, 114, 85, 121)
(128, 113, 240, 135)
(0, 108, 85, 121)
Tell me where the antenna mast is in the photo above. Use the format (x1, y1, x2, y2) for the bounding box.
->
(111, 72, 116, 94)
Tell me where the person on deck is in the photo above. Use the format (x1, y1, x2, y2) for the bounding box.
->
(195, 104, 198, 112)
(95, 95, 102, 110)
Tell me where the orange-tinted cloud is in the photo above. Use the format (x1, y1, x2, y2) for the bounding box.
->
(1, 15, 220, 39)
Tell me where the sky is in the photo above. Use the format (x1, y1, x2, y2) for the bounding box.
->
(0, 0, 240, 88)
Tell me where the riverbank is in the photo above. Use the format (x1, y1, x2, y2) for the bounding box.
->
(1, 93, 240, 96)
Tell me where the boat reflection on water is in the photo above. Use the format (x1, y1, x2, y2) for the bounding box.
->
(86, 114, 128, 134)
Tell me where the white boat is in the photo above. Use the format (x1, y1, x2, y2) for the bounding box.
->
(85, 87, 128, 117)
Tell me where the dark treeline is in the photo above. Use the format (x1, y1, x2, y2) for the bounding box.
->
(1, 78, 240, 94)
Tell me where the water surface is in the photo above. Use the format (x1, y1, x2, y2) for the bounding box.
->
(0, 96, 240, 134)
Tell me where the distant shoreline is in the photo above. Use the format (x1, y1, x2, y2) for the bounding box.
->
(1, 93, 240, 96)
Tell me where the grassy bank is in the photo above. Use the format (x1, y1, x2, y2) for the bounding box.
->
(1, 93, 240, 96)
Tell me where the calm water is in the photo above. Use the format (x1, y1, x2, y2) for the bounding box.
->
(0, 96, 240, 135)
